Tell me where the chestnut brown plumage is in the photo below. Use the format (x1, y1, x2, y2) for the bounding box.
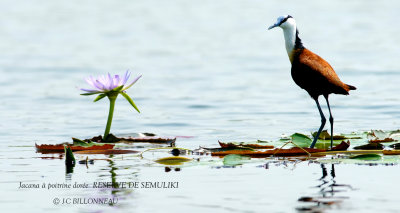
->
(269, 15, 356, 148)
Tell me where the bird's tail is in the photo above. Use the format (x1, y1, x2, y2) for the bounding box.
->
(346, 84, 357, 90)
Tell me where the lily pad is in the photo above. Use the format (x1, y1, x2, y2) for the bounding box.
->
(211, 147, 325, 158)
(218, 141, 274, 149)
(201, 147, 254, 153)
(223, 154, 251, 166)
(349, 154, 382, 160)
(291, 133, 312, 147)
(312, 130, 362, 140)
(88, 134, 176, 144)
(155, 156, 193, 165)
(353, 143, 384, 150)
(369, 138, 396, 143)
(290, 133, 343, 149)
(74, 150, 139, 155)
(368, 130, 400, 141)
(383, 150, 400, 155)
(35, 143, 115, 153)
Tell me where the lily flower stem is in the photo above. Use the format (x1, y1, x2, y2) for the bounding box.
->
(104, 95, 117, 140)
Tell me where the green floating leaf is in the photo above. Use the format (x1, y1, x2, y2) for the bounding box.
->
(312, 130, 360, 140)
(155, 156, 192, 165)
(314, 140, 345, 150)
(93, 93, 107, 102)
(223, 154, 251, 166)
(291, 133, 312, 147)
(72, 137, 91, 146)
(349, 154, 382, 160)
(120, 92, 140, 113)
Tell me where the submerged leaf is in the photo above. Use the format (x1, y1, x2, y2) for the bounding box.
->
(349, 154, 382, 160)
(212, 147, 325, 158)
(155, 156, 192, 165)
(223, 154, 251, 166)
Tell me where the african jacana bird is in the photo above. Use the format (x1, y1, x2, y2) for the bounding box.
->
(268, 15, 356, 149)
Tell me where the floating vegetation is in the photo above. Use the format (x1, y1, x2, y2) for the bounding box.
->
(353, 143, 384, 150)
(155, 156, 193, 165)
(74, 150, 140, 155)
(35, 142, 115, 153)
(34, 130, 400, 167)
(218, 141, 274, 149)
(222, 154, 252, 166)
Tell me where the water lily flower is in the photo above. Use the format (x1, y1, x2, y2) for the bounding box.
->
(80, 70, 141, 141)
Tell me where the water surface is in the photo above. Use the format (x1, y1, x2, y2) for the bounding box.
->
(1, 0, 400, 212)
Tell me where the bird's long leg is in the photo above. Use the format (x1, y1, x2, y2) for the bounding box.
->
(310, 98, 326, 148)
(324, 95, 334, 149)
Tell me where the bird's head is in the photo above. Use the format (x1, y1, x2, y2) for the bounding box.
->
(268, 15, 296, 30)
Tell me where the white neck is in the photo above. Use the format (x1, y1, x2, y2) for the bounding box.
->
(282, 25, 296, 57)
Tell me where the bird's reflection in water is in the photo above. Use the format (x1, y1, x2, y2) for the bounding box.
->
(296, 164, 353, 212)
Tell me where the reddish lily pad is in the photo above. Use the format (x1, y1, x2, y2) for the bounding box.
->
(88, 134, 176, 144)
(383, 150, 400, 155)
(74, 149, 139, 155)
(369, 138, 396, 143)
(35, 143, 115, 153)
(120, 136, 176, 144)
(329, 141, 350, 151)
(218, 141, 274, 149)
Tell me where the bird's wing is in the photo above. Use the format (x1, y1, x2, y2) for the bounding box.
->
(298, 49, 344, 88)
